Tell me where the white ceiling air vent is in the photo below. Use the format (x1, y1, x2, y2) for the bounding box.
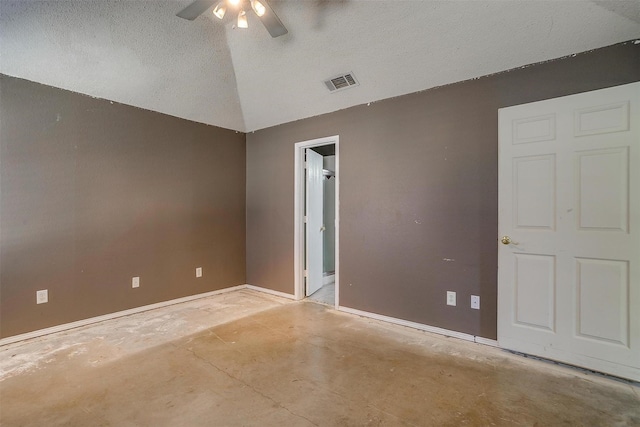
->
(324, 72, 359, 93)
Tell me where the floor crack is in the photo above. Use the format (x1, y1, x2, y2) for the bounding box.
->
(185, 347, 319, 426)
(366, 403, 420, 427)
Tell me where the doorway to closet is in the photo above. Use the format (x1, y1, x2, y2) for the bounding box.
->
(294, 136, 339, 307)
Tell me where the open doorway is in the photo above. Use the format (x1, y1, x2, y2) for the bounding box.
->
(294, 136, 339, 307)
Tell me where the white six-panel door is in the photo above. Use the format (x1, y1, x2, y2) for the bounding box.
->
(498, 82, 640, 381)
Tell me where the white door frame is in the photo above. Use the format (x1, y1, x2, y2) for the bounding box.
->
(294, 135, 339, 306)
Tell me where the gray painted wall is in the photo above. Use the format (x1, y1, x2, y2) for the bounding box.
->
(246, 42, 640, 340)
(0, 75, 247, 339)
(2, 42, 638, 341)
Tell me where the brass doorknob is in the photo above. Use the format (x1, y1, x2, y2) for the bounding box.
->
(501, 236, 512, 245)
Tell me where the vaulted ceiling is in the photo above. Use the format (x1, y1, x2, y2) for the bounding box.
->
(1, 1, 638, 132)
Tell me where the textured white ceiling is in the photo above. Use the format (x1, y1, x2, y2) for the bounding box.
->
(1, 0, 639, 132)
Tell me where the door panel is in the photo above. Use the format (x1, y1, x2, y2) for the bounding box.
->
(514, 253, 556, 331)
(512, 114, 556, 144)
(498, 82, 640, 381)
(576, 148, 628, 231)
(574, 101, 629, 136)
(575, 258, 629, 346)
(513, 155, 556, 229)
(305, 149, 324, 297)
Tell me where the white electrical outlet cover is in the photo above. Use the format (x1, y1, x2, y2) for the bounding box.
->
(196, 267, 203, 278)
(446, 291, 456, 306)
(36, 289, 48, 304)
(132, 277, 140, 288)
(471, 295, 480, 309)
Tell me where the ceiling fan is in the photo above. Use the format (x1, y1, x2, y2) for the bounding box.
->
(176, 0, 288, 38)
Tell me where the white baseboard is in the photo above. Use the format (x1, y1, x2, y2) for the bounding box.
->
(337, 305, 497, 347)
(1, 284, 499, 352)
(0, 285, 245, 347)
(245, 284, 297, 300)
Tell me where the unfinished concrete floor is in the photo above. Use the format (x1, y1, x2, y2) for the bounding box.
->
(1, 289, 639, 426)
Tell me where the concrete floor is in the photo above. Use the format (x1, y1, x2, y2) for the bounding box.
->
(1, 289, 639, 426)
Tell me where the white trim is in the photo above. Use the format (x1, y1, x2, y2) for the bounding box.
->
(245, 284, 296, 300)
(0, 285, 246, 347)
(334, 143, 340, 308)
(294, 135, 339, 306)
(338, 305, 498, 347)
(0, 285, 497, 350)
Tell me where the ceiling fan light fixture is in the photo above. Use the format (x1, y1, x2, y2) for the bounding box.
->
(176, 0, 287, 38)
(250, 0, 266, 17)
(212, 2, 226, 19)
(237, 9, 248, 28)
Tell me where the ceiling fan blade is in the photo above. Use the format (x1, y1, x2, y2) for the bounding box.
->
(176, 0, 216, 20)
(257, 0, 288, 38)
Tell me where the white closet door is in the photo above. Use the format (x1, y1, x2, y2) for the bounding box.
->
(498, 82, 640, 381)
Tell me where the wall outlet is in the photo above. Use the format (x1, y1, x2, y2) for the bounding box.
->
(471, 295, 480, 310)
(195, 267, 203, 278)
(132, 277, 140, 288)
(36, 289, 48, 304)
(446, 291, 456, 306)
